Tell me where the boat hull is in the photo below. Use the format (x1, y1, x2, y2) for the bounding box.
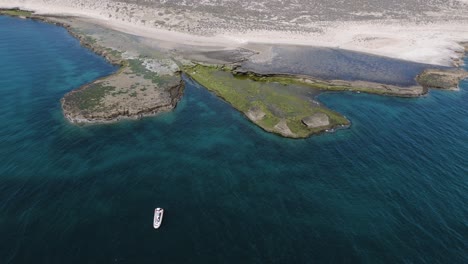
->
(153, 208, 164, 229)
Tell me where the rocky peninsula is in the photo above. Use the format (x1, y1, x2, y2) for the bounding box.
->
(184, 63, 467, 138)
(1, 8, 185, 124)
(56, 20, 185, 124)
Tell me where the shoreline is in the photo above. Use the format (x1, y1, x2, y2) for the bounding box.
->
(184, 63, 467, 138)
(231, 69, 426, 98)
(1, 8, 467, 138)
(184, 70, 351, 139)
(0, 10, 187, 125)
(232, 68, 468, 96)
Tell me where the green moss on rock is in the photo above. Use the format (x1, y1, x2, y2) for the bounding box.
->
(65, 84, 115, 111)
(0, 9, 33, 17)
(185, 64, 349, 138)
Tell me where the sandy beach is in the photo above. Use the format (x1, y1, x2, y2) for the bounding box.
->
(1, 0, 468, 66)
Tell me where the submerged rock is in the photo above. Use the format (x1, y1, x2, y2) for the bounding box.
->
(302, 113, 330, 128)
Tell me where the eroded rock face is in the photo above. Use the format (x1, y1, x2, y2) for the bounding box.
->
(302, 113, 330, 128)
(274, 119, 295, 138)
(246, 106, 265, 121)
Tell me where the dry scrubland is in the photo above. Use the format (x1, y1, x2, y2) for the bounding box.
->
(7, 0, 467, 34)
(10, 0, 468, 34)
(115, 0, 468, 34)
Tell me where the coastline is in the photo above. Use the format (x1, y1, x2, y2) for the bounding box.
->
(231, 69, 427, 98)
(184, 66, 351, 138)
(2, 1, 468, 66)
(57, 25, 185, 124)
(1, 7, 467, 138)
(232, 68, 468, 96)
(0, 9, 186, 125)
(184, 63, 467, 138)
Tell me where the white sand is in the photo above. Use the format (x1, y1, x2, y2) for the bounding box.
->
(2, 0, 468, 66)
(229, 22, 468, 66)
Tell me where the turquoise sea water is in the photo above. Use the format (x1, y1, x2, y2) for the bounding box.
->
(0, 16, 467, 264)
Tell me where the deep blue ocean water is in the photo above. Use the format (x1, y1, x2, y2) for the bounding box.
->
(0, 16, 467, 264)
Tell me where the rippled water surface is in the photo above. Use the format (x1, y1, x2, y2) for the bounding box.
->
(0, 16, 467, 264)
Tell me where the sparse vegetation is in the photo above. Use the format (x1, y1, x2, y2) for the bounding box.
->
(237, 74, 389, 95)
(32, 0, 465, 35)
(416, 69, 468, 90)
(83, 36, 97, 44)
(65, 84, 115, 111)
(60, 29, 184, 124)
(128, 59, 165, 85)
(0, 9, 33, 17)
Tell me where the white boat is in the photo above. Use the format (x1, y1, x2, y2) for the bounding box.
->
(153, 208, 164, 229)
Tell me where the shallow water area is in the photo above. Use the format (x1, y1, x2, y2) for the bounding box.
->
(0, 15, 467, 264)
(242, 45, 446, 86)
